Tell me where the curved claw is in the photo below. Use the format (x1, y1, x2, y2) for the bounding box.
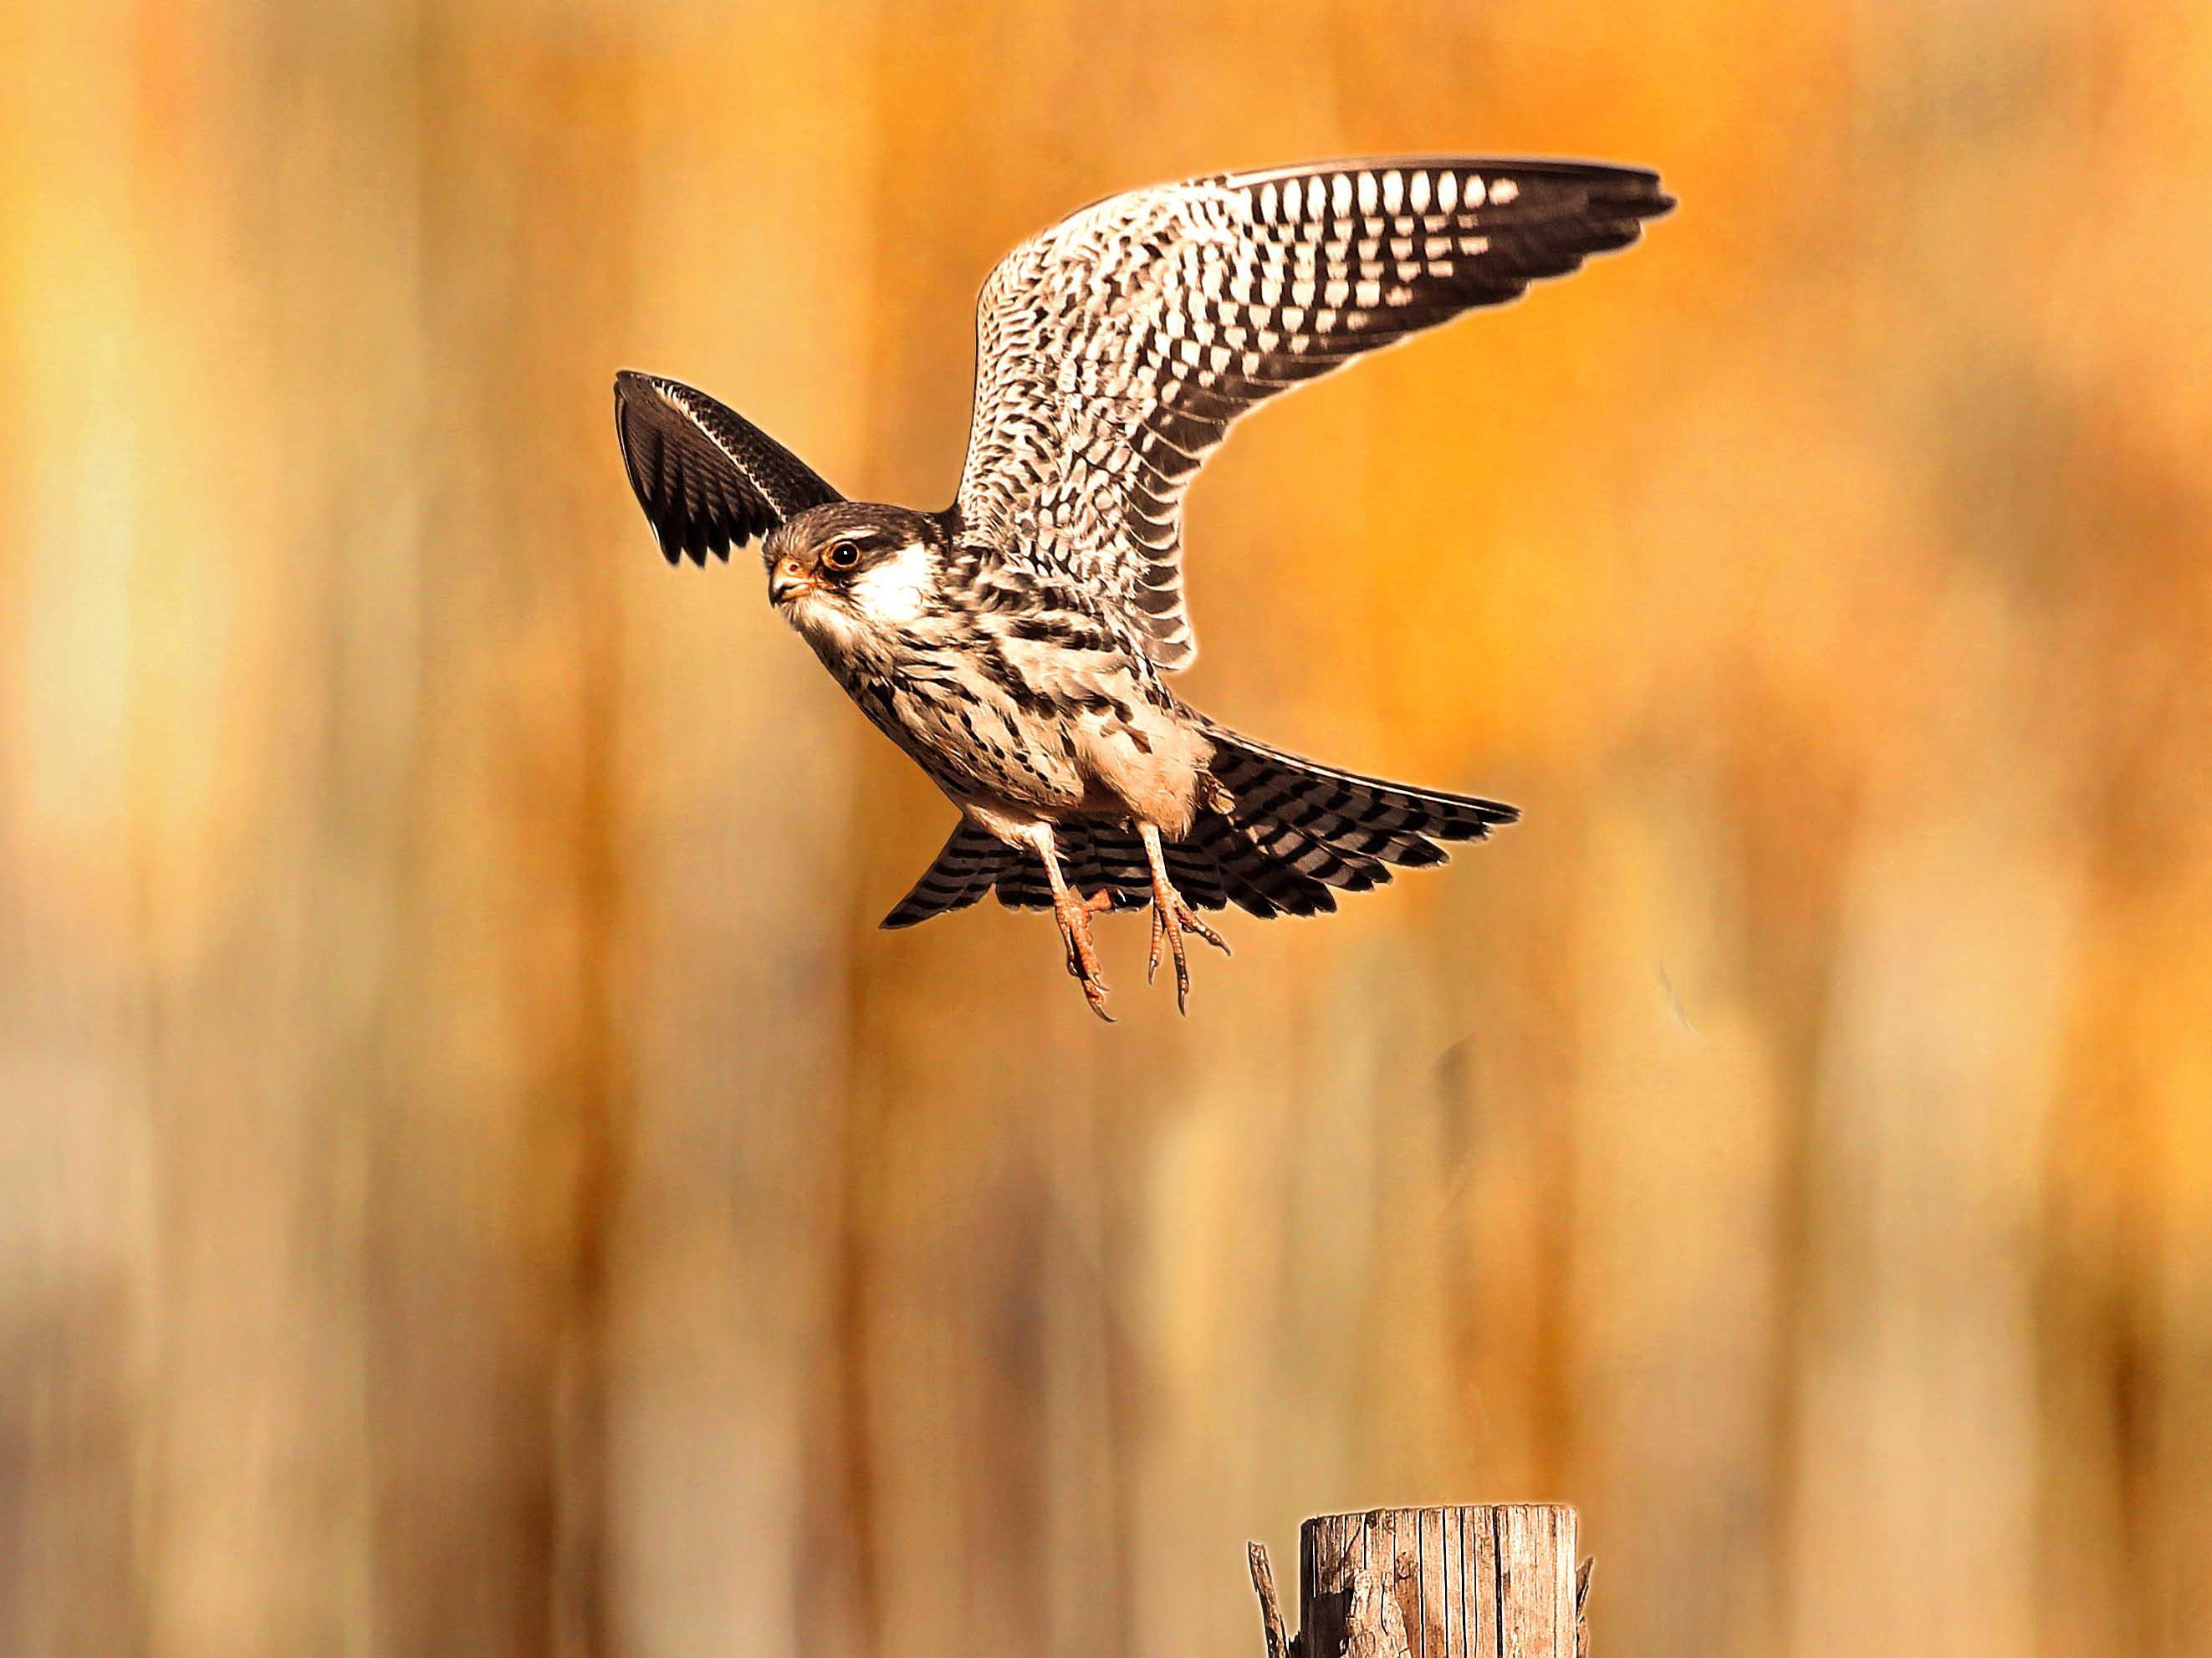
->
(1184, 908, 1231, 958)
(1052, 890, 1114, 1023)
(1077, 976, 1115, 1023)
(1138, 824, 1232, 1016)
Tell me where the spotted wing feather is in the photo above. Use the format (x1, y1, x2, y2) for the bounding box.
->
(953, 157, 1673, 668)
(614, 370, 842, 566)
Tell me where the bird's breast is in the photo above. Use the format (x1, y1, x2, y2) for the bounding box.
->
(795, 609, 1206, 830)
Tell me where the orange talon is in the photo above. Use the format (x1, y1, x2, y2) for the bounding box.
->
(1138, 824, 1230, 1015)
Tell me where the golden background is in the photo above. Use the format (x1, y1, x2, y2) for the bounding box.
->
(5, 2, 2209, 1655)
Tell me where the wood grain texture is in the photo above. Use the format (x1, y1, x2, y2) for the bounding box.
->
(1300, 1508, 1577, 1658)
(1250, 1542, 1292, 1658)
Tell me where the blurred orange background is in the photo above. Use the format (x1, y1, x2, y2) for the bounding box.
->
(4, 3, 2209, 1655)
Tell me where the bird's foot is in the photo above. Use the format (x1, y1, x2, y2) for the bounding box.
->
(1053, 888, 1116, 1023)
(1146, 877, 1231, 1016)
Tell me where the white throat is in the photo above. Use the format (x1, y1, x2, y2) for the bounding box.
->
(782, 538, 935, 671)
(845, 541, 935, 627)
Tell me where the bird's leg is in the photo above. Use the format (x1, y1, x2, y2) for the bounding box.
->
(1029, 824, 1112, 1023)
(1140, 823, 1231, 1015)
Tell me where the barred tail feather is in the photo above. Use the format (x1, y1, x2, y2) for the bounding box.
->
(1198, 727, 1517, 919)
(992, 819, 1152, 916)
(1162, 835, 1231, 912)
(881, 822, 1013, 929)
(883, 732, 1511, 931)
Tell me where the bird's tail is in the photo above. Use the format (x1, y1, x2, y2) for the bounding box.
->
(880, 820, 1014, 930)
(878, 727, 1515, 929)
(1188, 726, 1518, 916)
(878, 818, 1165, 929)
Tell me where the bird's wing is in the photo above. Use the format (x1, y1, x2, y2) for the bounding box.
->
(614, 370, 843, 565)
(953, 157, 1673, 668)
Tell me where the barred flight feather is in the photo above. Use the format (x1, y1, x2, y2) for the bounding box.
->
(955, 158, 1671, 667)
(612, 371, 842, 565)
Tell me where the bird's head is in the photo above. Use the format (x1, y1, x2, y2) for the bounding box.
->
(764, 503, 948, 651)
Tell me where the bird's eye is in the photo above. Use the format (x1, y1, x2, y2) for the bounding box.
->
(825, 541, 861, 571)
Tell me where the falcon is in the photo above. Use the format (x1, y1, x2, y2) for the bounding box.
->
(616, 156, 1671, 1019)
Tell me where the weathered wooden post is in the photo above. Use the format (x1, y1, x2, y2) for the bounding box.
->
(1250, 1506, 1591, 1658)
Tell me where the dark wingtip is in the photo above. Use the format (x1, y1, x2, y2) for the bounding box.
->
(1612, 187, 1677, 224)
(1395, 838, 1450, 869)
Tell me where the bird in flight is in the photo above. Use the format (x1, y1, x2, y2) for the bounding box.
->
(616, 156, 1670, 1019)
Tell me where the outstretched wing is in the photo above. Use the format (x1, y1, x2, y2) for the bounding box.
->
(613, 370, 843, 565)
(953, 157, 1673, 668)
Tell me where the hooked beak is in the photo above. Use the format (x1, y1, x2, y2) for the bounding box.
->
(769, 559, 816, 607)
